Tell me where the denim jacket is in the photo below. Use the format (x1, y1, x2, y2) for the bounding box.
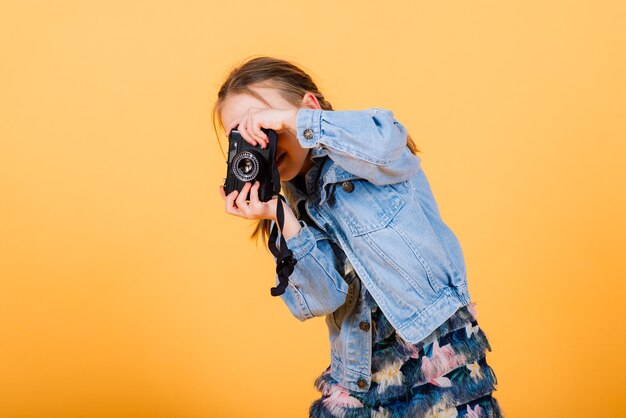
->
(268, 108, 472, 393)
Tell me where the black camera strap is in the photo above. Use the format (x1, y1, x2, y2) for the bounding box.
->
(267, 160, 297, 297)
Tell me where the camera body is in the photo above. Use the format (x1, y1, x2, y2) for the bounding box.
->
(223, 127, 280, 202)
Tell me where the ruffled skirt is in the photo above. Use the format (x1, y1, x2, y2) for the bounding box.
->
(309, 301, 504, 417)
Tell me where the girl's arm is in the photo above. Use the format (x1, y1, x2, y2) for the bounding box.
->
(295, 108, 421, 185)
(219, 181, 347, 318)
(269, 216, 350, 321)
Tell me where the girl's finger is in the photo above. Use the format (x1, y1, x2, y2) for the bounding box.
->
(252, 117, 267, 149)
(248, 181, 261, 207)
(235, 182, 251, 211)
(253, 119, 268, 148)
(219, 185, 226, 200)
(247, 115, 264, 148)
(246, 115, 257, 146)
(239, 116, 257, 147)
(225, 190, 243, 216)
(225, 119, 240, 138)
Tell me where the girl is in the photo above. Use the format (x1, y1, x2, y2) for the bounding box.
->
(215, 56, 504, 418)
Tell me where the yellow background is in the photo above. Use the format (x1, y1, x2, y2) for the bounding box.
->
(1, 1, 625, 417)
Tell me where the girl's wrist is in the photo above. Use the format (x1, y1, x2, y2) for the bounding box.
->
(275, 205, 302, 240)
(285, 109, 298, 137)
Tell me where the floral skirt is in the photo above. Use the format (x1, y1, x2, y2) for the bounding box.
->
(309, 301, 504, 418)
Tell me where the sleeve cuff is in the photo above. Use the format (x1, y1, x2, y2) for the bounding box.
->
(283, 220, 316, 259)
(296, 108, 323, 148)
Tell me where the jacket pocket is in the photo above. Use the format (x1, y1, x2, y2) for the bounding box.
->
(326, 276, 361, 332)
(330, 179, 405, 236)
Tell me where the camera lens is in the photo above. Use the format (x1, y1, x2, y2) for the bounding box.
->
(238, 158, 254, 175)
(232, 150, 263, 182)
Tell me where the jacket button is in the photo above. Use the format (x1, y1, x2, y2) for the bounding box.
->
(303, 128, 314, 140)
(356, 378, 368, 389)
(359, 321, 370, 331)
(341, 181, 354, 192)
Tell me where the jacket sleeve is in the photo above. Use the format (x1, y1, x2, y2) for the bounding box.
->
(295, 107, 421, 185)
(268, 218, 350, 321)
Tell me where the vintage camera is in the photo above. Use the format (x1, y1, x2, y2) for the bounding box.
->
(223, 126, 280, 202)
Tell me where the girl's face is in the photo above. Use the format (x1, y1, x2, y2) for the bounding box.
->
(219, 85, 318, 182)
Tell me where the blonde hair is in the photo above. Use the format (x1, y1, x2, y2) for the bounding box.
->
(211, 55, 421, 248)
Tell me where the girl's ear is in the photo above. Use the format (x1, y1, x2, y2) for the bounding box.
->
(301, 92, 322, 110)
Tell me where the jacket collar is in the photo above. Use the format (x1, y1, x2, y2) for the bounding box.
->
(281, 149, 362, 210)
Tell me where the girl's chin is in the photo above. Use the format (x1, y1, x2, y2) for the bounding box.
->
(277, 164, 297, 182)
(276, 152, 287, 166)
(278, 164, 291, 179)
(276, 153, 288, 173)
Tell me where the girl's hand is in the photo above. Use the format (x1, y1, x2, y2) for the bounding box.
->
(219, 181, 279, 221)
(218, 181, 303, 239)
(224, 108, 298, 149)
